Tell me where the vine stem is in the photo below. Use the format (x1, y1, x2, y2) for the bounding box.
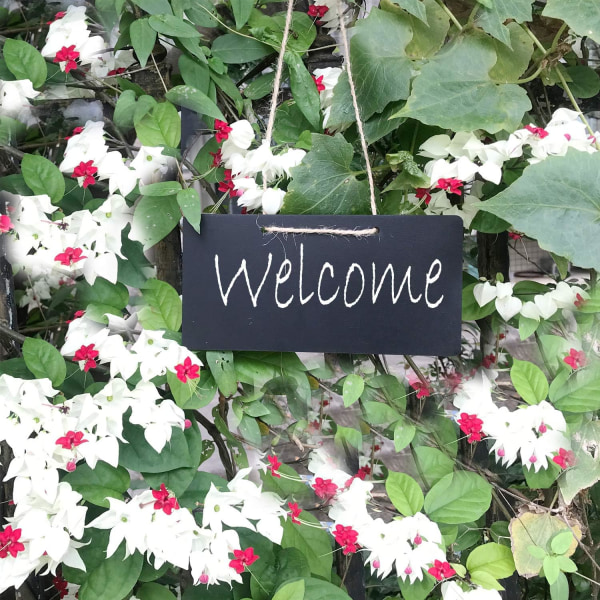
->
(435, 0, 463, 32)
(554, 67, 600, 146)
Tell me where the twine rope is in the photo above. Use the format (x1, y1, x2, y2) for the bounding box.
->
(260, 0, 378, 236)
(263, 225, 378, 236)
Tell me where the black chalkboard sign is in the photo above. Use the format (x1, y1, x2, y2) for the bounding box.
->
(182, 215, 463, 355)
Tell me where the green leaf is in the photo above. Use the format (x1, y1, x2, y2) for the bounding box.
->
(413, 446, 454, 487)
(281, 133, 373, 215)
(272, 580, 304, 600)
(550, 571, 569, 600)
(231, 0, 254, 29)
(381, 0, 449, 59)
(179, 471, 227, 510)
(475, 0, 533, 46)
(130, 18, 157, 68)
(550, 367, 600, 413)
(394, 420, 416, 451)
(135, 101, 181, 147)
(467, 542, 516, 583)
(349, 8, 414, 120)
(424, 471, 492, 524)
(397, 33, 530, 133)
(139, 278, 182, 331)
(63, 461, 130, 508)
(285, 52, 321, 130)
(480, 151, 600, 270)
(519, 315, 539, 340)
(131, 194, 180, 250)
(342, 374, 364, 407)
(543, 0, 600, 44)
(543, 555, 561, 585)
(3, 39, 47, 88)
(167, 369, 199, 407)
(563, 65, 600, 98)
(281, 514, 332, 581)
(206, 351, 237, 396)
(78, 544, 143, 600)
(143, 465, 197, 497)
(136, 583, 176, 600)
(21, 154, 65, 204)
(523, 462, 561, 489)
(149, 14, 201, 37)
(551, 530, 574, 555)
(489, 22, 534, 82)
(528, 545, 548, 560)
(361, 400, 400, 425)
(77, 277, 129, 310)
(556, 555, 577, 573)
(558, 441, 600, 504)
(244, 72, 276, 100)
(398, 573, 435, 600)
(273, 99, 313, 145)
(386, 471, 424, 515)
(119, 420, 198, 472)
(386, 0, 428, 22)
(166, 85, 225, 120)
(510, 359, 549, 404)
(211, 34, 272, 63)
(133, 0, 173, 13)
(140, 181, 182, 196)
(177, 188, 201, 233)
(334, 425, 362, 450)
(22, 337, 66, 387)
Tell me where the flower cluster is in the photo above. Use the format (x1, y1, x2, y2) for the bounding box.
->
(411, 108, 599, 227)
(453, 370, 571, 472)
(212, 119, 306, 213)
(306, 448, 449, 582)
(41, 6, 134, 79)
(473, 280, 588, 322)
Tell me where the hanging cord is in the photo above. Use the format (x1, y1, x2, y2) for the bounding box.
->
(337, 0, 377, 216)
(264, 0, 296, 154)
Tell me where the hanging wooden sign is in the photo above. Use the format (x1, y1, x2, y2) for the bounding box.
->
(182, 214, 463, 355)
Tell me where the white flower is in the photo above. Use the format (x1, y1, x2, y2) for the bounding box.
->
(221, 119, 255, 163)
(0, 79, 40, 126)
(262, 188, 286, 214)
(129, 146, 175, 184)
(473, 281, 522, 321)
(442, 581, 502, 600)
(313, 67, 342, 107)
(202, 484, 255, 534)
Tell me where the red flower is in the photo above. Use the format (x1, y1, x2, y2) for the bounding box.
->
(415, 187, 432, 206)
(457, 412, 484, 443)
(209, 149, 222, 167)
(0, 215, 13, 233)
(107, 67, 127, 76)
(54, 45, 80, 73)
(218, 169, 241, 196)
(427, 560, 456, 581)
(288, 502, 302, 524)
(65, 126, 84, 140)
(435, 177, 463, 196)
(333, 524, 359, 555)
(72, 160, 98, 188)
(481, 353, 496, 369)
(508, 231, 522, 240)
(356, 465, 371, 480)
(215, 119, 232, 143)
(312, 477, 338, 501)
(174, 356, 200, 383)
(66, 310, 85, 324)
(410, 380, 431, 399)
(55, 430, 88, 450)
(553, 448, 576, 469)
(52, 575, 69, 598)
(308, 4, 329, 18)
(525, 124, 549, 138)
(267, 455, 282, 478)
(47, 11, 66, 24)
(0, 525, 25, 559)
(73, 343, 99, 371)
(152, 483, 180, 515)
(574, 293, 587, 308)
(54, 246, 86, 266)
(564, 348, 586, 370)
(312, 75, 325, 93)
(229, 547, 259, 573)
